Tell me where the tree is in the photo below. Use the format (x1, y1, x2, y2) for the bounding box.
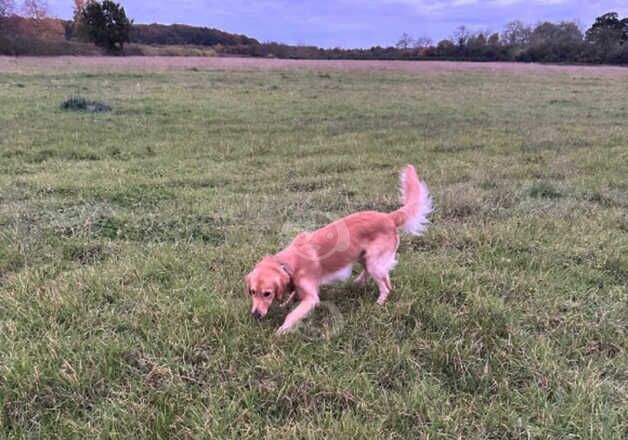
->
(0, 0, 15, 17)
(21, 0, 47, 19)
(468, 33, 486, 48)
(586, 12, 628, 44)
(584, 12, 628, 62)
(452, 25, 472, 48)
(80, 0, 132, 52)
(396, 32, 414, 50)
(502, 20, 531, 47)
(466, 32, 487, 58)
(73, 0, 88, 21)
(528, 21, 584, 62)
(484, 32, 504, 60)
(69, 0, 90, 40)
(436, 39, 456, 57)
(414, 36, 433, 48)
(487, 33, 500, 46)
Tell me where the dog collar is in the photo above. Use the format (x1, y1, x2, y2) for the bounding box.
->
(279, 262, 291, 277)
(273, 256, 295, 303)
(272, 256, 292, 277)
(276, 259, 292, 279)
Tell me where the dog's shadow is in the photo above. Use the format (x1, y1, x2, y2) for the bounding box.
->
(266, 281, 375, 329)
(321, 282, 374, 305)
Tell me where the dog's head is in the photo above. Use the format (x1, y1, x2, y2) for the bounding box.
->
(245, 257, 291, 320)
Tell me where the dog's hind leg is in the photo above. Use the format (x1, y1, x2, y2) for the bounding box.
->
(354, 251, 370, 285)
(373, 273, 392, 305)
(365, 240, 398, 305)
(354, 269, 369, 285)
(384, 273, 392, 291)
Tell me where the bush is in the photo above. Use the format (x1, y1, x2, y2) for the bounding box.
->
(61, 96, 111, 113)
(0, 16, 101, 55)
(528, 181, 561, 199)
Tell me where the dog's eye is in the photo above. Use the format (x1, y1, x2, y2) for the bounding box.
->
(263, 291, 272, 298)
(249, 289, 255, 296)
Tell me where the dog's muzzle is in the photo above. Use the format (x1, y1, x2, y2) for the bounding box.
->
(252, 310, 263, 321)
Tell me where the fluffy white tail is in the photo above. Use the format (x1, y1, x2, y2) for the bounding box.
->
(390, 165, 433, 235)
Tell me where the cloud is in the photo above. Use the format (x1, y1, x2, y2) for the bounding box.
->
(349, 0, 574, 12)
(491, 0, 523, 4)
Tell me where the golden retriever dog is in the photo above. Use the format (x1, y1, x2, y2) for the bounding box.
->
(245, 164, 432, 335)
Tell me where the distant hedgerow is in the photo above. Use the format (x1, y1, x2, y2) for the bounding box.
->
(61, 96, 111, 113)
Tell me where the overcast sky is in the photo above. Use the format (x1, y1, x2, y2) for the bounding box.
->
(46, 0, 628, 48)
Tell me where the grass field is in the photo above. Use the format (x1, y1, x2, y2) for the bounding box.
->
(0, 58, 626, 438)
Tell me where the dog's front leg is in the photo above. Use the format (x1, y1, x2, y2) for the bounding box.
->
(276, 281, 319, 335)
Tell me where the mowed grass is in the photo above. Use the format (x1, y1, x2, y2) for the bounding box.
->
(0, 60, 626, 438)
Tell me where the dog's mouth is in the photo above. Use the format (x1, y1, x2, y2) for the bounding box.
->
(252, 310, 263, 321)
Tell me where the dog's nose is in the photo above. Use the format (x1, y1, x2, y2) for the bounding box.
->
(252, 310, 262, 321)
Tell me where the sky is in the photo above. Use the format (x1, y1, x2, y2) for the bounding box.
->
(46, 0, 628, 48)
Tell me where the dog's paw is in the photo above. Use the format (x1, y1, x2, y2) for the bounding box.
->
(276, 323, 295, 335)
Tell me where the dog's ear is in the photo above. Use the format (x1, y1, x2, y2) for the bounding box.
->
(274, 270, 291, 302)
(274, 278, 284, 301)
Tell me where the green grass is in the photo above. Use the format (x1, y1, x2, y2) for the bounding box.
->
(0, 61, 626, 438)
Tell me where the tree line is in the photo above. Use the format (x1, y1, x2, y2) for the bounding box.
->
(391, 16, 628, 64)
(225, 15, 626, 65)
(1, 0, 627, 64)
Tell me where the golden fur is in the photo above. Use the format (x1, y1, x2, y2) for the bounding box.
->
(246, 164, 432, 335)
